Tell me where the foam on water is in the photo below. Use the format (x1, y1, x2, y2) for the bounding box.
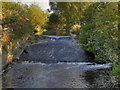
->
(56, 62, 112, 70)
(56, 62, 93, 65)
(21, 61, 112, 71)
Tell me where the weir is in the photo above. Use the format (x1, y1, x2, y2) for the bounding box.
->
(20, 35, 94, 63)
(3, 35, 114, 88)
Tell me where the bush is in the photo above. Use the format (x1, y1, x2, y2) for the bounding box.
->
(78, 2, 119, 84)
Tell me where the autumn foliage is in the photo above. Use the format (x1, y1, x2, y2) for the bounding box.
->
(2, 2, 49, 62)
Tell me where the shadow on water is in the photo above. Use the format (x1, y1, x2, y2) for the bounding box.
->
(84, 70, 98, 85)
(84, 68, 114, 88)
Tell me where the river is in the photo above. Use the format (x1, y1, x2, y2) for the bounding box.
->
(2, 35, 116, 88)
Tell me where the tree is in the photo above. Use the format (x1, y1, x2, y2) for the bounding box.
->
(2, 2, 33, 42)
(27, 4, 49, 34)
(49, 2, 92, 30)
(2, 2, 49, 62)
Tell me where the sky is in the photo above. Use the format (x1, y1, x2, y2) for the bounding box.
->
(13, 0, 50, 11)
(5, 0, 120, 11)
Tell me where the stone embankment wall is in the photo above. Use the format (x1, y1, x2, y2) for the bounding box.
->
(2, 39, 31, 68)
